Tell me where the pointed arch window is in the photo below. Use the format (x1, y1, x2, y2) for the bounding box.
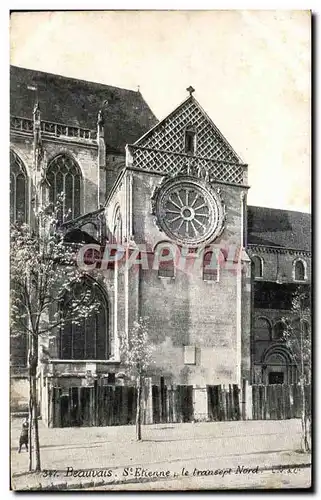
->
(293, 259, 306, 281)
(252, 255, 263, 279)
(46, 154, 81, 220)
(113, 206, 123, 244)
(60, 279, 110, 360)
(10, 150, 28, 223)
(10, 332, 28, 367)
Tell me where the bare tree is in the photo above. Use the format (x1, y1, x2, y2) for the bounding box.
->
(10, 197, 100, 472)
(119, 317, 153, 441)
(283, 286, 311, 452)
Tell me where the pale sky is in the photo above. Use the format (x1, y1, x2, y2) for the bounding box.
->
(10, 10, 311, 212)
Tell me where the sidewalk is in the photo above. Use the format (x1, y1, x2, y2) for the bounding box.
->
(10, 418, 311, 490)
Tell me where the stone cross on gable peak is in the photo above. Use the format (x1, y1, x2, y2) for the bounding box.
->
(186, 86, 195, 96)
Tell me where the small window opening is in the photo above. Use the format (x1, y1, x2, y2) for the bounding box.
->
(185, 128, 196, 154)
(203, 251, 219, 281)
(158, 247, 175, 278)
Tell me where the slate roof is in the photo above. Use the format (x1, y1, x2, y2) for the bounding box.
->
(10, 65, 158, 154)
(247, 206, 311, 252)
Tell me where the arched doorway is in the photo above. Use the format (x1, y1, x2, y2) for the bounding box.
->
(262, 346, 296, 384)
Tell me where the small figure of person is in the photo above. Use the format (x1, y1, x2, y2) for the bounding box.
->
(18, 417, 29, 453)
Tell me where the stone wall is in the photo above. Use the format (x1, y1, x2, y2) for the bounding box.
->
(122, 169, 250, 386)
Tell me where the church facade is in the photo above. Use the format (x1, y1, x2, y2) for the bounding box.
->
(10, 66, 311, 424)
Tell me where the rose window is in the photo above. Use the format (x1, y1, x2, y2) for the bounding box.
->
(153, 177, 224, 246)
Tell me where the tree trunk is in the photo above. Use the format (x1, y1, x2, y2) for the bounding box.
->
(299, 320, 310, 453)
(28, 372, 33, 472)
(302, 386, 311, 452)
(136, 375, 142, 441)
(300, 379, 305, 445)
(28, 334, 42, 471)
(32, 375, 41, 471)
(306, 414, 312, 451)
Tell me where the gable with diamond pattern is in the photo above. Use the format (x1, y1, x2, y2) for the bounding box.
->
(134, 96, 241, 164)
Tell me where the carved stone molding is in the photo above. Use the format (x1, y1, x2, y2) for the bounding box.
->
(248, 244, 311, 257)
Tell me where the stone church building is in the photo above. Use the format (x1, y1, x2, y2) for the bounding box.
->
(10, 66, 311, 424)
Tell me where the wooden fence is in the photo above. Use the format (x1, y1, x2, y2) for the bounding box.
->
(49, 383, 194, 428)
(48, 381, 310, 427)
(252, 384, 311, 420)
(50, 385, 139, 428)
(207, 384, 241, 421)
(152, 384, 194, 423)
(96, 385, 138, 426)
